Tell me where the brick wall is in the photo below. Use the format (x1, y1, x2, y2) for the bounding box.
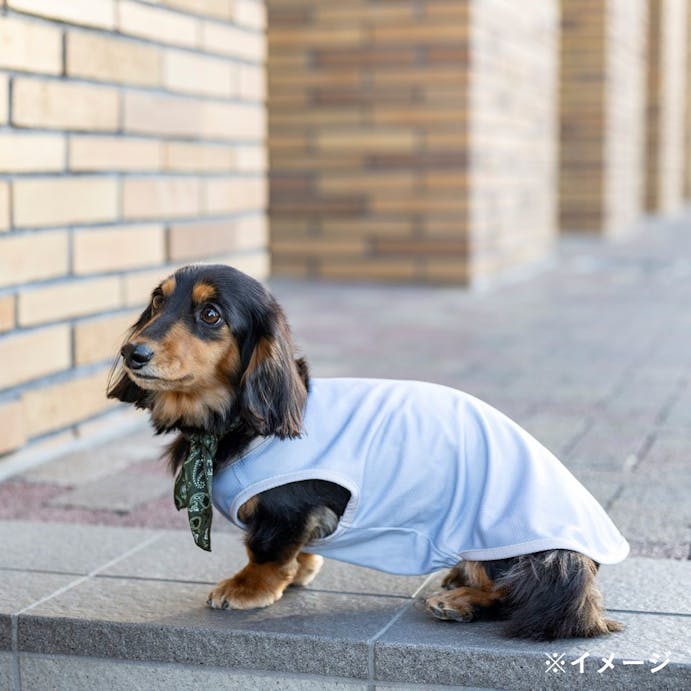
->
(603, 0, 648, 233)
(468, 1, 558, 281)
(268, 0, 558, 285)
(645, 0, 688, 213)
(0, 0, 267, 456)
(559, 0, 647, 234)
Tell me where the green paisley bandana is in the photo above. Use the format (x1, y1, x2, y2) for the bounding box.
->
(173, 432, 218, 551)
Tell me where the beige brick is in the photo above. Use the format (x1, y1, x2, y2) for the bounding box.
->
(201, 21, 265, 61)
(203, 176, 266, 214)
(0, 75, 8, 124)
(202, 101, 266, 140)
(118, 1, 200, 48)
(22, 369, 116, 437)
(239, 63, 266, 101)
(74, 312, 136, 365)
(124, 92, 264, 141)
(168, 216, 266, 261)
(0, 401, 25, 455)
(18, 276, 122, 327)
(0, 133, 65, 173)
(124, 91, 201, 138)
(13, 177, 118, 228)
(234, 0, 266, 30)
(163, 50, 235, 97)
(236, 145, 267, 172)
(67, 32, 161, 87)
(0, 231, 69, 288)
(69, 136, 163, 172)
(0, 15, 62, 74)
(164, 142, 235, 172)
(0, 295, 14, 332)
(215, 249, 268, 280)
(0, 182, 9, 232)
(123, 267, 172, 307)
(161, 0, 232, 20)
(123, 178, 201, 219)
(317, 129, 416, 152)
(8, 0, 115, 29)
(320, 258, 418, 281)
(74, 224, 166, 274)
(12, 79, 120, 131)
(0, 324, 71, 389)
(235, 214, 268, 249)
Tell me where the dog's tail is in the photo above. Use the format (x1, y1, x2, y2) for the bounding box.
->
(496, 550, 623, 640)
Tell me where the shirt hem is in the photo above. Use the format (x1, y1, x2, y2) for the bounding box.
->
(458, 537, 630, 565)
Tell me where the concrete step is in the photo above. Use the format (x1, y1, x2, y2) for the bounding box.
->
(1, 521, 690, 690)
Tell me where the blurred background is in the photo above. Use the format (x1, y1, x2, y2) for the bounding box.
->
(0, 0, 689, 465)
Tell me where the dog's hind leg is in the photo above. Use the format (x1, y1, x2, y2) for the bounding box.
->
(426, 586, 504, 622)
(426, 561, 506, 622)
(441, 562, 470, 589)
(291, 552, 324, 586)
(497, 550, 624, 640)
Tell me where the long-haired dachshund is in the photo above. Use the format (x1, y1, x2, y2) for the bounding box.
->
(108, 264, 629, 641)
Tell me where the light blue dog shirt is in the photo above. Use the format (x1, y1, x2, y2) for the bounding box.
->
(212, 378, 629, 575)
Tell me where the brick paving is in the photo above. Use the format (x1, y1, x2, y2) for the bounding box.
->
(2, 213, 691, 559)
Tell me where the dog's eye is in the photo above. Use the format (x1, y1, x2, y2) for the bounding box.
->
(151, 294, 164, 311)
(200, 304, 222, 326)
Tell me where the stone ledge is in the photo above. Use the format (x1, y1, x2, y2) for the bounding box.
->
(1, 522, 690, 690)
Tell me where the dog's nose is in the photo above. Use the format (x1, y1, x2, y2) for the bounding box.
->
(121, 343, 154, 369)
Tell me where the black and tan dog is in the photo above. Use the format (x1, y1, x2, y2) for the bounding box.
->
(109, 264, 626, 641)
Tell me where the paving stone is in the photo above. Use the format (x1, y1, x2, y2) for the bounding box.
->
(374, 684, 497, 690)
(0, 620, 8, 653)
(47, 471, 170, 512)
(607, 475, 691, 548)
(21, 430, 171, 487)
(0, 570, 79, 616)
(100, 529, 249, 583)
(564, 468, 625, 508)
(0, 652, 13, 689)
(101, 529, 430, 597)
(0, 570, 78, 650)
(565, 421, 652, 471)
(520, 411, 589, 457)
(599, 558, 691, 615)
(374, 608, 691, 689)
(0, 521, 157, 574)
(17, 577, 407, 678)
(19, 655, 368, 691)
(639, 431, 691, 468)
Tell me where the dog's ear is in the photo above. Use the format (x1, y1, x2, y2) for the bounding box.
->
(240, 310, 307, 439)
(107, 371, 149, 408)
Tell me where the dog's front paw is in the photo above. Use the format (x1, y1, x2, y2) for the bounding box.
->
(207, 561, 297, 610)
(207, 576, 283, 610)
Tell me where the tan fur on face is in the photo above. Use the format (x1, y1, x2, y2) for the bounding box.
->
(192, 282, 216, 304)
(160, 276, 176, 297)
(128, 321, 241, 428)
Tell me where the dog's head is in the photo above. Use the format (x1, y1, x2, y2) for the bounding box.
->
(108, 264, 307, 438)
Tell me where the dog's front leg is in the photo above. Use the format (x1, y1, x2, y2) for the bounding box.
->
(207, 545, 301, 610)
(207, 492, 327, 610)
